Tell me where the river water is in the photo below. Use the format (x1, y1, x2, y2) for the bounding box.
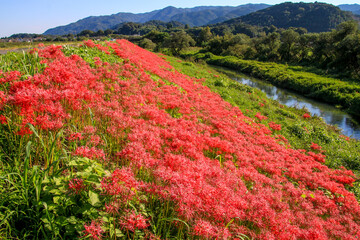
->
(216, 67, 360, 140)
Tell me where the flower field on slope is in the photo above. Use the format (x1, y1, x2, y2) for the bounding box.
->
(0, 40, 360, 239)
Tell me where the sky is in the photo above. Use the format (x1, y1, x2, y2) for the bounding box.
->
(0, 0, 359, 38)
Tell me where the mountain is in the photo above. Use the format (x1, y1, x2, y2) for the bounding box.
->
(43, 4, 269, 35)
(43, 11, 160, 35)
(338, 4, 360, 15)
(221, 2, 356, 33)
(169, 4, 270, 26)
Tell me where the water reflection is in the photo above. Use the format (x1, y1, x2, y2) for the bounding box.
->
(219, 69, 360, 140)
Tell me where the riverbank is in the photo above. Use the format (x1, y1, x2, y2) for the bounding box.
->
(182, 52, 360, 120)
(165, 54, 360, 197)
(215, 66, 360, 140)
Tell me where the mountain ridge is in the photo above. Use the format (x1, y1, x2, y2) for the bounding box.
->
(220, 2, 356, 33)
(43, 4, 270, 35)
(338, 3, 360, 14)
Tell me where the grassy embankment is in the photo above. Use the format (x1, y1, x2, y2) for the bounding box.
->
(166, 54, 360, 182)
(0, 41, 360, 239)
(181, 52, 360, 119)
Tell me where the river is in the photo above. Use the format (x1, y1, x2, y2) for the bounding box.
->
(215, 67, 360, 140)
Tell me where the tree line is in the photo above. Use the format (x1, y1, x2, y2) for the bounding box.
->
(4, 19, 360, 79)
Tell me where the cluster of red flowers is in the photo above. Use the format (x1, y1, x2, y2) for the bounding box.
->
(73, 146, 105, 161)
(119, 210, 149, 232)
(83, 220, 103, 240)
(268, 121, 282, 131)
(255, 112, 268, 121)
(1, 40, 359, 239)
(310, 142, 322, 151)
(303, 113, 311, 119)
(68, 177, 85, 194)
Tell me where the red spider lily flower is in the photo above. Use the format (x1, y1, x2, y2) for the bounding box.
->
(90, 135, 102, 146)
(83, 40, 96, 48)
(310, 142, 322, 151)
(68, 177, 85, 194)
(84, 126, 97, 134)
(67, 132, 83, 141)
(100, 167, 141, 202)
(255, 112, 268, 121)
(1, 71, 21, 83)
(16, 126, 33, 136)
(83, 220, 103, 240)
(120, 210, 149, 232)
(104, 201, 120, 215)
(193, 220, 217, 238)
(307, 152, 326, 163)
(303, 113, 311, 119)
(340, 135, 350, 141)
(0, 115, 7, 124)
(73, 146, 105, 161)
(269, 121, 282, 131)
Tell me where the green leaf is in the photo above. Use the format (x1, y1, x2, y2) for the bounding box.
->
(110, 227, 124, 238)
(301, 194, 307, 199)
(56, 216, 67, 226)
(49, 188, 62, 195)
(67, 216, 77, 225)
(87, 174, 100, 183)
(116, 229, 124, 237)
(102, 216, 110, 223)
(53, 196, 61, 204)
(88, 190, 101, 207)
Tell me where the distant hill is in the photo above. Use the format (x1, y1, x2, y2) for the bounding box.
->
(221, 2, 356, 33)
(338, 4, 360, 15)
(43, 4, 269, 35)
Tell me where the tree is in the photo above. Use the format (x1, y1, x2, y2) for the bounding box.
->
(117, 22, 141, 35)
(198, 27, 213, 46)
(298, 33, 317, 62)
(255, 32, 281, 61)
(332, 32, 360, 74)
(312, 32, 336, 68)
(95, 30, 105, 36)
(78, 30, 94, 37)
(104, 29, 114, 36)
(278, 29, 300, 61)
(144, 30, 169, 45)
(165, 31, 195, 55)
(139, 38, 157, 51)
(333, 21, 359, 41)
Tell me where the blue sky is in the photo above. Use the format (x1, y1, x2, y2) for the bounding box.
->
(0, 0, 358, 38)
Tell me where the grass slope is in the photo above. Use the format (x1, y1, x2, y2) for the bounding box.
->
(0, 40, 359, 239)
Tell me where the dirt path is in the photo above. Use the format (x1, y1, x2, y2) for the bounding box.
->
(0, 47, 33, 55)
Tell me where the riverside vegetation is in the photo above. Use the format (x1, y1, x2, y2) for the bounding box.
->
(0, 40, 360, 239)
(182, 52, 360, 119)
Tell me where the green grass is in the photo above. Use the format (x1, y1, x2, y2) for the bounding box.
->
(0, 41, 81, 50)
(181, 52, 360, 119)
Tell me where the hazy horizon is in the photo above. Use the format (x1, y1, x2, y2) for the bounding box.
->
(1, 0, 359, 38)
